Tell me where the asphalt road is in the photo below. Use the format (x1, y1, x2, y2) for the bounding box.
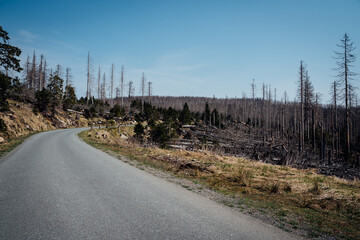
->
(0, 128, 300, 240)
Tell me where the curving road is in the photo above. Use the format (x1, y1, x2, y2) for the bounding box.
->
(0, 128, 300, 239)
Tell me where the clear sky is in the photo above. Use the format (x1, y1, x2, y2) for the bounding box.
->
(1, 0, 359, 103)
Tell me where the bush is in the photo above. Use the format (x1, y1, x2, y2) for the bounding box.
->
(150, 122, 176, 148)
(106, 120, 116, 127)
(34, 89, 51, 112)
(134, 122, 145, 138)
(110, 104, 124, 118)
(269, 182, 279, 194)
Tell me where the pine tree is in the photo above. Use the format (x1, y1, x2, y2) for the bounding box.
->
(47, 74, 64, 114)
(204, 102, 210, 124)
(63, 85, 77, 110)
(0, 26, 22, 111)
(180, 102, 191, 125)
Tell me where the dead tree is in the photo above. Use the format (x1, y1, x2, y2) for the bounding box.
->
(121, 65, 124, 107)
(141, 73, 146, 112)
(97, 65, 101, 99)
(128, 80, 134, 98)
(110, 64, 114, 106)
(334, 33, 357, 156)
(330, 81, 339, 157)
(102, 73, 106, 103)
(65, 68, 72, 87)
(251, 79, 256, 128)
(148, 81, 152, 98)
(304, 70, 314, 142)
(42, 59, 47, 89)
(298, 61, 305, 152)
(38, 55, 43, 90)
(23, 54, 31, 88)
(86, 52, 91, 104)
(31, 50, 36, 89)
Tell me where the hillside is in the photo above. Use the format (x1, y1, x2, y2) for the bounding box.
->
(0, 100, 88, 144)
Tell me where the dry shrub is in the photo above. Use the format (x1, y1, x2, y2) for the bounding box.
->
(269, 182, 279, 194)
(283, 183, 292, 193)
(309, 178, 321, 195)
(299, 195, 312, 208)
(238, 166, 253, 187)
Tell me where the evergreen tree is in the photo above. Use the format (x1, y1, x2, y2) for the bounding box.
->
(179, 102, 191, 125)
(204, 102, 211, 124)
(47, 74, 64, 114)
(35, 88, 51, 112)
(134, 122, 145, 139)
(211, 108, 220, 127)
(110, 104, 125, 118)
(0, 26, 22, 111)
(0, 73, 11, 111)
(150, 122, 176, 148)
(63, 85, 77, 110)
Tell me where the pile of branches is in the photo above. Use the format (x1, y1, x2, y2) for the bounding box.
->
(172, 123, 360, 180)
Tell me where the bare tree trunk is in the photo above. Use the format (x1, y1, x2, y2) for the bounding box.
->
(148, 81, 152, 103)
(312, 108, 315, 151)
(98, 65, 101, 99)
(121, 65, 124, 107)
(299, 61, 305, 152)
(111, 64, 114, 106)
(38, 55, 43, 91)
(87, 52, 90, 104)
(102, 73, 106, 103)
(42, 59, 47, 89)
(141, 73, 145, 112)
(31, 50, 36, 89)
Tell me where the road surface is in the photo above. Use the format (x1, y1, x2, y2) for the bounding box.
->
(0, 128, 300, 239)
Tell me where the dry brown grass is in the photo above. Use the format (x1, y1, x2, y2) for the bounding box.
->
(0, 100, 89, 141)
(80, 128, 360, 239)
(0, 100, 55, 139)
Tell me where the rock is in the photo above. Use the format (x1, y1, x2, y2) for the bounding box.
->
(54, 119, 67, 128)
(120, 134, 128, 140)
(0, 137, 4, 143)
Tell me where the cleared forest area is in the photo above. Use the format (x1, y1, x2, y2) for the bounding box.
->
(112, 93, 360, 180)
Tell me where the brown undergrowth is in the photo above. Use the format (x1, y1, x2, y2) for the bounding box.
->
(79, 127, 360, 239)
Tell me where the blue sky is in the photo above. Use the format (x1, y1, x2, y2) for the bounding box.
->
(1, 0, 359, 102)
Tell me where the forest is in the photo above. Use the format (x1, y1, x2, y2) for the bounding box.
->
(1, 25, 359, 179)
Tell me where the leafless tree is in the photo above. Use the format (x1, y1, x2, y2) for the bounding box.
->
(38, 55, 43, 90)
(102, 72, 106, 103)
(31, 50, 36, 89)
(65, 67, 73, 87)
(334, 33, 357, 155)
(86, 52, 91, 104)
(121, 65, 125, 106)
(128, 80, 134, 98)
(110, 64, 114, 106)
(97, 65, 101, 99)
(298, 61, 305, 151)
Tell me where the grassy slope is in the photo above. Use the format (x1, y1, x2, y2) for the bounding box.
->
(79, 127, 360, 239)
(0, 100, 91, 158)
